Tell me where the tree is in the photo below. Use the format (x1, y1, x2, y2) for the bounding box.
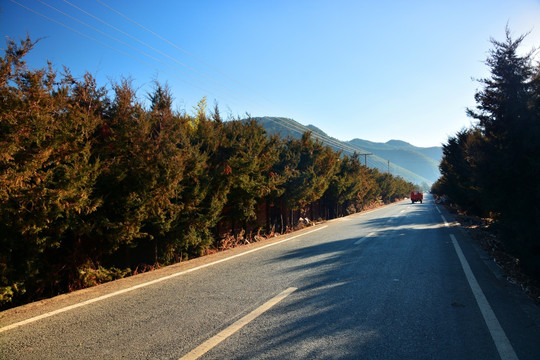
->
(325, 153, 374, 217)
(219, 119, 281, 234)
(279, 132, 340, 224)
(467, 28, 535, 214)
(0, 37, 105, 305)
(172, 106, 230, 256)
(0, 36, 422, 309)
(301, 132, 340, 209)
(445, 27, 540, 278)
(437, 128, 485, 214)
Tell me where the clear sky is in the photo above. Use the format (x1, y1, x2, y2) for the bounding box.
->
(2, 0, 540, 147)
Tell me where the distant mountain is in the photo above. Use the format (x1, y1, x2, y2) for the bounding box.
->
(347, 139, 442, 183)
(252, 116, 442, 186)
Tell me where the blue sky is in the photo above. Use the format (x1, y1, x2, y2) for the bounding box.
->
(2, 0, 540, 147)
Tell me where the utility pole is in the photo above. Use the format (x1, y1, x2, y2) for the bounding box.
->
(387, 160, 390, 174)
(362, 153, 373, 167)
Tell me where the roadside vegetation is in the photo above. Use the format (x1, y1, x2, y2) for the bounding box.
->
(432, 28, 540, 282)
(0, 36, 415, 309)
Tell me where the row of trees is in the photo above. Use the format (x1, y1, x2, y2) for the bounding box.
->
(432, 29, 540, 280)
(0, 37, 415, 309)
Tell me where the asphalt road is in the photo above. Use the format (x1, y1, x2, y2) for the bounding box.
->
(2, 195, 540, 359)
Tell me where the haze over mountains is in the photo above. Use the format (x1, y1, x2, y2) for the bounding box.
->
(252, 117, 442, 188)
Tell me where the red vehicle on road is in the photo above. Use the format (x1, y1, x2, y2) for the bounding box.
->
(411, 191, 423, 204)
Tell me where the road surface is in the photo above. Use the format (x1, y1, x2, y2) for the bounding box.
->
(1, 195, 540, 359)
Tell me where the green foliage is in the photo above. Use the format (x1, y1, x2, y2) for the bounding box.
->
(281, 132, 340, 210)
(221, 119, 282, 227)
(437, 128, 485, 215)
(75, 263, 131, 289)
(0, 36, 105, 305)
(0, 37, 420, 309)
(375, 170, 415, 204)
(434, 28, 540, 279)
(325, 152, 380, 216)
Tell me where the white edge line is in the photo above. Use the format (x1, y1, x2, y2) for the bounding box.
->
(354, 232, 375, 245)
(0, 226, 327, 333)
(450, 234, 518, 360)
(441, 215, 449, 227)
(179, 287, 297, 360)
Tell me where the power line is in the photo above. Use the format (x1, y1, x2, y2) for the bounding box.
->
(35, 1, 197, 83)
(11, 0, 246, 107)
(13, 1, 375, 160)
(10, 2, 341, 150)
(26, 0, 308, 121)
(15, 0, 261, 110)
(260, 117, 372, 157)
(60, 0, 255, 107)
(10, 0, 155, 70)
(93, 0, 279, 109)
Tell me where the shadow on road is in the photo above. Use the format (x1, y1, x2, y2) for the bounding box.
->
(233, 203, 485, 359)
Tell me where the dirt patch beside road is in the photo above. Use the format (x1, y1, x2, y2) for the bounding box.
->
(453, 212, 540, 305)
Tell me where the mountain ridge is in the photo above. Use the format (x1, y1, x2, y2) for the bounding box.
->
(251, 116, 442, 187)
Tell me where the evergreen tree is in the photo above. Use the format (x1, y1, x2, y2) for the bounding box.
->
(0, 37, 105, 304)
(0, 36, 421, 309)
(438, 128, 484, 214)
(438, 28, 540, 278)
(281, 132, 339, 221)
(325, 153, 373, 217)
(374, 170, 414, 204)
(173, 106, 230, 256)
(220, 119, 281, 235)
(467, 28, 535, 214)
